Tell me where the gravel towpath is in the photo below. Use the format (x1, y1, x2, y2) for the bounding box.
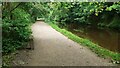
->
(23, 21, 114, 66)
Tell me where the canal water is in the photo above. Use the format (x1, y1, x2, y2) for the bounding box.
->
(68, 25, 120, 53)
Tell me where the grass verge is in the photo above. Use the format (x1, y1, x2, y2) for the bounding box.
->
(48, 22, 120, 63)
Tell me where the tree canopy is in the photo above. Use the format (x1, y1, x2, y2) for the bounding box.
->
(43, 2, 120, 29)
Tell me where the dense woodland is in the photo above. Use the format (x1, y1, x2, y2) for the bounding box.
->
(2, 2, 120, 54)
(46, 2, 120, 29)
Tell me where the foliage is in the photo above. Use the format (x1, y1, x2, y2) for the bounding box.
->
(2, 2, 46, 53)
(2, 8, 32, 53)
(2, 55, 13, 67)
(44, 2, 120, 29)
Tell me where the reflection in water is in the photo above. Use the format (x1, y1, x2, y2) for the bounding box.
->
(68, 25, 120, 53)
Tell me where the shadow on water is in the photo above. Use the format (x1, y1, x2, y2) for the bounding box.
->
(68, 24, 120, 53)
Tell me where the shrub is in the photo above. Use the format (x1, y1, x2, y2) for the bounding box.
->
(2, 8, 32, 53)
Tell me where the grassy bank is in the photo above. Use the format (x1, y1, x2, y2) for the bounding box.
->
(48, 22, 120, 63)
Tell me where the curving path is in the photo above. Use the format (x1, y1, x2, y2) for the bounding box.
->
(25, 21, 114, 66)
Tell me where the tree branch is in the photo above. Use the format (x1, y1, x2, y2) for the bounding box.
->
(2, 2, 23, 19)
(10, 2, 22, 12)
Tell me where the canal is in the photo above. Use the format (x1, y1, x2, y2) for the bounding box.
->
(68, 25, 120, 53)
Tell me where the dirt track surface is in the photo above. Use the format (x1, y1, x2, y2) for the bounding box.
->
(13, 21, 115, 66)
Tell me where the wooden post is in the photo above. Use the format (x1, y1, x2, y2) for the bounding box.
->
(26, 34, 34, 50)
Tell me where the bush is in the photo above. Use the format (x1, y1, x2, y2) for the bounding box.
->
(2, 8, 32, 53)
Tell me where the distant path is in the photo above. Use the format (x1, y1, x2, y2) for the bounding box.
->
(25, 21, 114, 66)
